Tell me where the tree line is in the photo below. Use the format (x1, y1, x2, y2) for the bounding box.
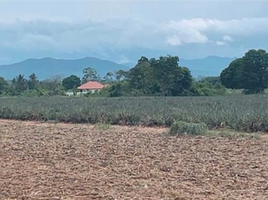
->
(0, 49, 267, 97)
(98, 55, 225, 97)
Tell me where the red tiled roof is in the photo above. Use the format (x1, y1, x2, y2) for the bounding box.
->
(78, 81, 104, 90)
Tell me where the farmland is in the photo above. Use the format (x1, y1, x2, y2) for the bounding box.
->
(1, 95, 268, 199)
(0, 94, 268, 132)
(1, 120, 268, 200)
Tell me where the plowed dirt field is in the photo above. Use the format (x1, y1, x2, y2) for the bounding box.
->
(0, 120, 268, 200)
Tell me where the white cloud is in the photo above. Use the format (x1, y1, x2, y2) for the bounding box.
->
(214, 35, 233, 46)
(162, 18, 268, 47)
(166, 29, 208, 46)
(216, 41, 226, 46)
(223, 35, 233, 42)
(0, 16, 268, 62)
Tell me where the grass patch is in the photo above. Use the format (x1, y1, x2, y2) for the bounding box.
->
(94, 123, 111, 131)
(205, 130, 262, 139)
(168, 120, 261, 139)
(169, 121, 208, 135)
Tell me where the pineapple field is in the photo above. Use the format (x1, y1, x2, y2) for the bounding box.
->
(0, 94, 268, 132)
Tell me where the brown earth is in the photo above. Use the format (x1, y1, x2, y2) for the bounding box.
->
(0, 120, 268, 200)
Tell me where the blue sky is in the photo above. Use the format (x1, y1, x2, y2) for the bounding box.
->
(0, 1, 268, 64)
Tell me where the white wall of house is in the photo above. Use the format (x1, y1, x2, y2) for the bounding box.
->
(66, 91, 74, 96)
(81, 89, 100, 94)
(66, 89, 102, 96)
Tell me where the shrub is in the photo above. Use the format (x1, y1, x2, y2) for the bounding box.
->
(169, 120, 208, 135)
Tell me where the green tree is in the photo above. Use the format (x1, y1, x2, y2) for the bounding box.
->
(108, 83, 123, 97)
(150, 55, 193, 96)
(82, 67, 100, 83)
(220, 49, 268, 93)
(200, 76, 221, 85)
(28, 73, 39, 90)
(128, 56, 157, 94)
(115, 70, 128, 81)
(102, 72, 115, 83)
(12, 74, 28, 94)
(62, 75, 81, 90)
(126, 55, 193, 96)
(241, 49, 268, 93)
(0, 77, 8, 95)
(191, 81, 226, 96)
(170, 66, 193, 96)
(39, 75, 64, 96)
(104, 81, 131, 97)
(220, 58, 243, 89)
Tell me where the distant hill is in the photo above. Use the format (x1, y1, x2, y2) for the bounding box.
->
(0, 57, 130, 80)
(180, 56, 236, 77)
(0, 56, 236, 80)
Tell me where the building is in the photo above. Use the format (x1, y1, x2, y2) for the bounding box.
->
(77, 81, 107, 94)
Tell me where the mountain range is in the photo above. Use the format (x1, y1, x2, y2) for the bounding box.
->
(0, 56, 236, 80)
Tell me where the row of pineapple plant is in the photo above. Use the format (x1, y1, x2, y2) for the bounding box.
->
(0, 94, 268, 132)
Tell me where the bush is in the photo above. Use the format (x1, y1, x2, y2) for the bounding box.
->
(169, 120, 208, 135)
(192, 82, 226, 96)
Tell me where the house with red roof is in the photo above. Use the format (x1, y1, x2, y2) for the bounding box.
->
(77, 81, 108, 94)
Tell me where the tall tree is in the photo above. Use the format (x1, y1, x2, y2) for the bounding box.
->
(128, 56, 157, 94)
(127, 55, 193, 96)
(241, 49, 268, 93)
(62, 75, 81, 90)
(82, 67, 100, 83)
(12, 74, 28, 93)
(28, 73, 39, 90)
(102, 72, 115, 83)
(151, 55, 192, 96)
(0, 77, 8, 95)
(220, 49, 268, 93)
(170, 66, 193, 96)
(115, 69, 128, 81)
(220, 58, 243, 89)
(39, 75, 64, 95)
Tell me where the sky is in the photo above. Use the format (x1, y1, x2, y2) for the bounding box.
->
(0, 0, 268, 64)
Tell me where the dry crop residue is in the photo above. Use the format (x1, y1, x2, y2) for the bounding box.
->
(0, 120, 268, 200)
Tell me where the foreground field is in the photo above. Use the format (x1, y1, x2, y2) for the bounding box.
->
(1, 120, 268, 199)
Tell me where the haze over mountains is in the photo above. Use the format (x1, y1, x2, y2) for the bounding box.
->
(0, 1, 266, 79)
(0, 56, 235, 80)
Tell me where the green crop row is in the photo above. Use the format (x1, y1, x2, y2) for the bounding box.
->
(0, 95, 268, 132)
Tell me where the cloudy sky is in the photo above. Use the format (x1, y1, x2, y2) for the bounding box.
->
(0, 1, 267, 64)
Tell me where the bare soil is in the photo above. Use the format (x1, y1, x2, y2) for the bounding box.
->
(0, 120, 268, 200)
